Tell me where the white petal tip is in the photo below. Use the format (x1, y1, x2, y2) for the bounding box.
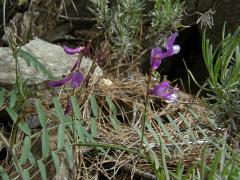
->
(173, 45, 180, 54)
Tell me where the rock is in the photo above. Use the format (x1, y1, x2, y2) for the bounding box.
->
(0, 37, 103, 87)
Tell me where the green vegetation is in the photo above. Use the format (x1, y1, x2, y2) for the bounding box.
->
(0, 0, 240, 179)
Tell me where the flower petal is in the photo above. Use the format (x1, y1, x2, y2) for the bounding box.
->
(150, 47, 162, 70)
(149, 81, 178, 102)
(63, 45, 85, 55)
(71, 72, 84, 89)
(149, 81, 170, 96)
(160, 32, 179, 59)
(48, 75, 71, 87)
(166, 32, 178, 50)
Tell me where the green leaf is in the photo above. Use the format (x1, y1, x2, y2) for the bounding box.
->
(18, 121, 31, 135)
(106, 96, 117, 115)
(28, 152, 36, 165)
(134, 127, 149, 147)
(19, 136, 31, 165)
(57, 123, 65, 150)
(178, 112, 197, 141)
(90, 95, 99, 117)
(9, 89, 17, 108)
(65, 144, 75, 169)
(156, 117, 182, 154)
(53, 97, 67, 123)
(16, 48, 53, 79)
(200, 148, 207, 180)
(0, 89, 5, 107)
(91, 118, 97, 137)
(42, 129, 49, 158)
(71, 96, 82, 120)
(74, 120, 86, 143)
(0, 166, 9, 180)
(149, 149, 160, 170)
(37, 159, 47, 180)
(35, 99, 47, 128)
(145, 122, 171, 158)
(109, 115, 119, 130)
(6, 107, 18, 123)
(160, 137, 170, 180)
(22, 169, 30, 180)
(208, 150, 223, 180)
(51, 151, 61, 173)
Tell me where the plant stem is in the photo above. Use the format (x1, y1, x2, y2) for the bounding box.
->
(140, 68, 152, 150)
(0, 132, 25, 179)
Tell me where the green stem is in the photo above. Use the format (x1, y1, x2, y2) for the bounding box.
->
(140, 68, 152, 150)
(0, 132, 25, 179)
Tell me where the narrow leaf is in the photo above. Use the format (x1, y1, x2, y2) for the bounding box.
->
(9, 89, 17, 108)
(57, 123, 65, 150)
(71, 96, 81, 120)
(22, 169, 30, 180)
(91, 118, 97, 137)
(109, 115, 119, 130)
(42, 129, 49, 157)
(65, 144, 75, 169)
(51, 151, 61, 173)
(37, 160, 47, 180)
(90, 95, 99, 117)
(28, 152, 36, 166)
(149, 149, 160, 170)
(17, 48, 53, 79)
(17, 121, 31, 135)
(35, 99, 47, 128)
(106, 96, 117, 115)
(19, 136, 31, 165)
(74, 120, 86, 143)
(53, 97, 66, 123)
(0, 166, 9, 180)
(156, 117, 182, 154)
(6, 107, 18, 123)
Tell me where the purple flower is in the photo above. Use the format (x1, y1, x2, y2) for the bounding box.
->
(149, 81, 178, 102)
(63, 45, 85, 55)
(150, 32, 180, 70)
(48, 71, 84, 89)
(151, 47, 162, 70)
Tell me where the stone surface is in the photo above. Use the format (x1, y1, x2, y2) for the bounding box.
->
(0, 37, 102, 86)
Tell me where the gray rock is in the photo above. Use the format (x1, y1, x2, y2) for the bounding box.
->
(0, 37, 102, 87)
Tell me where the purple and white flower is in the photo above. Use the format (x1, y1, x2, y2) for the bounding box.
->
(149, 81, 178, 102)
(150, 32, 180, 70)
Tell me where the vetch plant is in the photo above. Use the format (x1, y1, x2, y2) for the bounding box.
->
(48, 43, 92, 114)
(141, 32, 180, 150)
